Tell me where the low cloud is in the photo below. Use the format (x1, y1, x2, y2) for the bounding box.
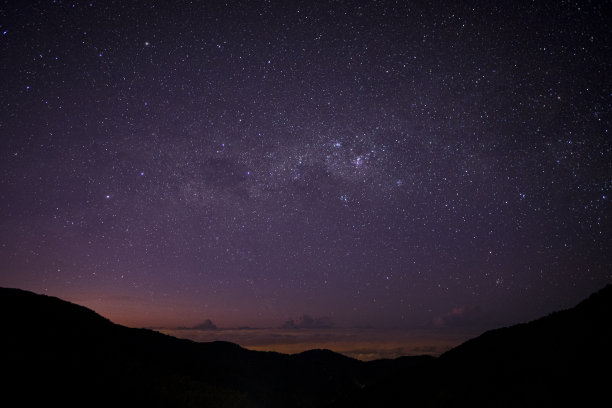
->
(177, 319, 217, 330)
(193, 319, 217, 330)
(433, 305, 481, 328)
(412, 345, 438, 354)
(281, 314, 333, 329)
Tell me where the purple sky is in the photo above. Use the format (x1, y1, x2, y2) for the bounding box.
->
(1, 1, 610, 335)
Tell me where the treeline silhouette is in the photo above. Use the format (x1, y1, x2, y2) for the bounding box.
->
(1, 285, 610, 407)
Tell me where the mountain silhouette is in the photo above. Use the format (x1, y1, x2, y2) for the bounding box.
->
(1, 285, 610, 407)
(435, 285, 612, 407)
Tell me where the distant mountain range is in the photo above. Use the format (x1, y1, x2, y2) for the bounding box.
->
(2, 285, 610, 407)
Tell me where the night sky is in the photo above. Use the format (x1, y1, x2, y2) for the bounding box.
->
(1, 0, 610, 344)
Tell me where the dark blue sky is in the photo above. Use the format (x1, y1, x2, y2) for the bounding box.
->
(1, 0, 610, 331)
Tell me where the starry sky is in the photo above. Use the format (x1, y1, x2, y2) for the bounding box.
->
(1, 0, 610, 338)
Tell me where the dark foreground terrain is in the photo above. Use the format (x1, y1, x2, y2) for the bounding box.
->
(2, 285, 610, 407)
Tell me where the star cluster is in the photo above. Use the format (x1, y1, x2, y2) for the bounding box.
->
(0, 1, 610, 330)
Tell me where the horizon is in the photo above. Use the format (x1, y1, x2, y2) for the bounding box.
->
(3, 283, 609, 362)
(5, 283, 607, 361)
(28, 283, 591, 332)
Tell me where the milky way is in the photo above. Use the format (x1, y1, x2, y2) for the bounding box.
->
(0, 1, 610, 331)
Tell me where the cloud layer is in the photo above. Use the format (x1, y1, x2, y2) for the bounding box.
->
(281, 314, 333, 329)
(160, 327, 479, 361)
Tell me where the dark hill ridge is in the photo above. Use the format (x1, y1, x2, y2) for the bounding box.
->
(1, 287, 369, 407)
(441, 283, 612, 363)
(1, 285, 611, 407)
(436, 284, 612, 407)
